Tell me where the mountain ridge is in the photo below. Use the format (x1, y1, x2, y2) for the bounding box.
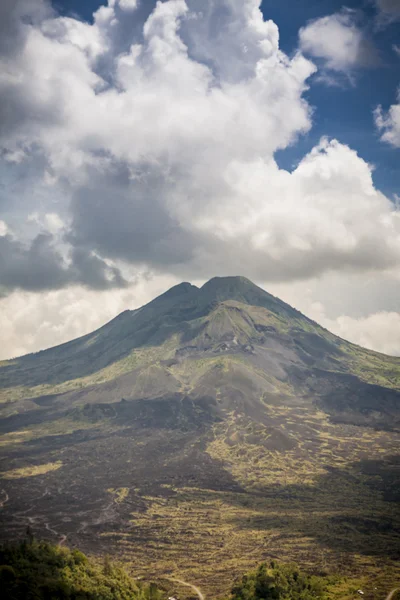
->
(1, 276, 400, 430)
(0, 276, 313, 387)
(2, 276, 309, 361)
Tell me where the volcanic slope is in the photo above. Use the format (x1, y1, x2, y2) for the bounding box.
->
(1, 276, 400, 599)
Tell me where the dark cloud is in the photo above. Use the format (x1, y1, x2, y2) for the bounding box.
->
(0, 233, 69, 293)
(0, 0, 66, 141)
(0, 232, 127, 295)
(70, 246, 128, 290)
(68, 164, 195, 268)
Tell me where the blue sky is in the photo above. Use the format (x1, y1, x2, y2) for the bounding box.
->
(56, 0, 400, 197)
(268, 0, 400, 197)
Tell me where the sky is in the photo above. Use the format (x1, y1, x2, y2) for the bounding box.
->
(0, 0, 400, 360)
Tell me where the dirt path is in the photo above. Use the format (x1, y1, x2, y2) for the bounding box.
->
(166, 576, 205, 600)
(386, 589, 399, 600)
(0, 489, 9, 508)
(44, 520, 67, 546)
(77, 520, 89, 534)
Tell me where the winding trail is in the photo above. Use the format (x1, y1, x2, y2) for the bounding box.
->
(44, 521, 68, 546)
(386, 589, 399, 600)
(44, 521, 59, 538)
(0, 490, 10, 508)
(165, 577, 205, 600)
(0, 489, 9, 509)
(77, 520, 89, 535)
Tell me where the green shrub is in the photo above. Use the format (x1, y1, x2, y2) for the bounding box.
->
(230, 562, 326, 600)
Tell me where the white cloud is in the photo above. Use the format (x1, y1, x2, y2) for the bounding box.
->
(117, 0, 138, 10)
(298, 10, 377, 75)
(27, 211, 65, 234)
(375, 88, 400, 147)
(178, 138, 400, 281)
(0, 0, 318, 286)
(44, 213, 64, 234)
(0, 220, 9, 236)
(299, 11, 362, 71)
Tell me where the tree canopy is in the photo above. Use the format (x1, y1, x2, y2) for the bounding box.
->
(0, 539, 163, 600)
(230, 561, 326, 600)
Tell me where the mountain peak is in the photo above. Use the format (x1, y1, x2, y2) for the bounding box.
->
(146, 281, 198, 309)
(197, 275, 299, 319)
(142, 275, 302, 323)
(201, 275, 254, 289)
(160, 281, 198, 299)
(199, 276, 255, 303)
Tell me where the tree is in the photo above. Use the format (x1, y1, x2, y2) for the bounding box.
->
(230, 562, 326, 600)
(25, 525, 34, 545)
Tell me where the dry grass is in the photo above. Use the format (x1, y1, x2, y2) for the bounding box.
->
(1, 461, 63, 479)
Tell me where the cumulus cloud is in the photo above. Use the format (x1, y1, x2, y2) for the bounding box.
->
(180, 138, 400, 281)
(0, 0, 400, 357)
(375, 88, 400, 147)
(298, 9, 379, 83)
(0, 0, 318, 293)
(117, 0, 138, 10)
(0, 231, 127, 296)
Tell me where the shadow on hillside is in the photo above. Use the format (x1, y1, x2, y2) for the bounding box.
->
(226, 454, 400, 560)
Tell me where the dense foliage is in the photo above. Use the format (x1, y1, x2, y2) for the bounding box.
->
(0, 538, 163, 600)
(230, 561, 326, 600)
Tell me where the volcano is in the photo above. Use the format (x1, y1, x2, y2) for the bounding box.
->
(1, 276, 400, 597)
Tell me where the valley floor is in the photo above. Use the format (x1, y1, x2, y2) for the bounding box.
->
(1, 394, 400, 599)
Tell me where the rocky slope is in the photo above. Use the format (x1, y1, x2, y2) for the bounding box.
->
(1, 276, 400, 429)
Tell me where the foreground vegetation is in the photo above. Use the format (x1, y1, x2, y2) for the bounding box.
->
(0, 538, 368, 600)
(0, 538, 162, 600)
(230, 562, 328, 600)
